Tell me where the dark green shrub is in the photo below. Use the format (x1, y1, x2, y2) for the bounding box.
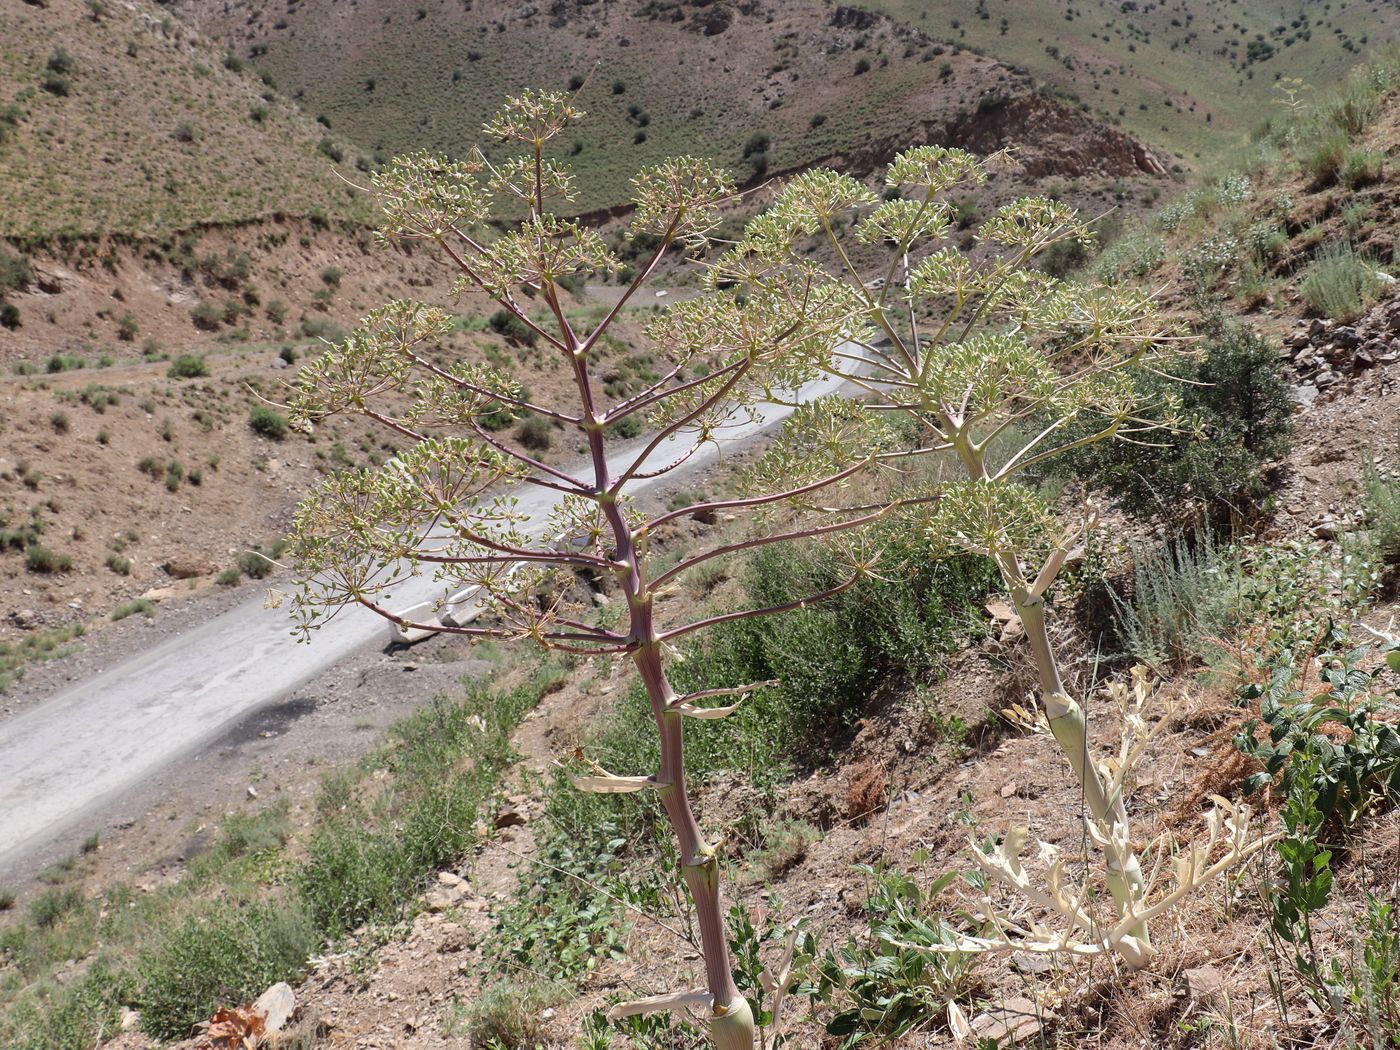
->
(517, 414, 553, 450)
(235, 548, 275, 579)
(0, 303, 18, 329)
(488, 308, 538, 346)
(248, 405, 288, 439)
(166, 354, 208, 379)
(1053, 320, 1294, 523)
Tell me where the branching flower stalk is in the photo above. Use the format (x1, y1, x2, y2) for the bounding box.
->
(722, 147, 1267, 966)
(285, 91, 879, 1049)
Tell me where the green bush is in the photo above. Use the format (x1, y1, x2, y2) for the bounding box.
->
(166, 355, 208, 379)
(517, 414, 553, 450)
(191, 302, 222, 331)
(24, 545, 72, 574)
(135, 899, 316, 1039)
(1112, 533, 1248, 670)
(248, 405, 288, 439)
(1363, 442, 1400, 589)
(0, 303, 18, 329)
(488, 308, 538, 347)
(1301, 130, 1348, 188)
(1301, 243, 1384, 321)
(30, 887, 83, 929)
(0, 250, 31, 294)
(235, 548, 276, 580)
(298, 670, 554, 935)
(1053, 321, 1294, 524)
(111, 598, 154, 622)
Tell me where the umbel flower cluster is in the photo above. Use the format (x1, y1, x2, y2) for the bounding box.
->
(285, 91, 1268, 1048)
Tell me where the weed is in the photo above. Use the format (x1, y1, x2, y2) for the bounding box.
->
(445, 980, 569, 1045)
(805, 864, 979, 1046)
(249, 405, 289, 440)
(167, 354, 209, 379)
(112, 598, 154, 621)
(136, 899, 317, 1039)
(1301, 243, 1384, 322)
(105, 554, 130, 575)
(24, 545, 72, 574)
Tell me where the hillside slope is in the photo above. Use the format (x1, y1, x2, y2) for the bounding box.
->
(859, 0, 1400, 166)
(172, 0, 1166, 215)
(0, 0, 367, 239)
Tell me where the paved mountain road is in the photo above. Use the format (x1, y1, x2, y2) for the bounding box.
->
(0, 360, 858, 879)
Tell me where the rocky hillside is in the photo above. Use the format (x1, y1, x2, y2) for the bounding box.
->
(173, 0, 1167, 214)
(0, 0, 366, 240)
(863, 0, 1400, 167)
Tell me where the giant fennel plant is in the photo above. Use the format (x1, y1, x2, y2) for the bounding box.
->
(722, 149, 1272, 969)
(284, 92, 886, 1049)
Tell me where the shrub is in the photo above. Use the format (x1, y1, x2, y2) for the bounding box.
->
(1363, 442, 1400, 589)
(49, 411, 69, 434)
(0, 303, 18, 329)
(111, 598, 154, 621)
(248, 405, 288, 439)
(166, 354, 208, 379)
(1301, 131, 1348, 188)
(216, 568, 241, 586)
(191, 302, 222, 330)
(0, 250, 31, 293)
(517, 414, 553, 450)
(104, 554, 130, 576)
(320, 265, 343, 288)
(164, 462, 183, 492)
(1112, 534, 1248, 670)
(855, 57, 871, 74)
(25, 545, 72, 574)
(30, 886, 83, 929)
(452, 981, 568, 1045)
(1054, 321, 1294, 524)
(1342, 147, 1384, 189)
(235, 548, 276, 579)
(266, 299, 288, 325)
(136, 900, 316, 1039)
(1301, 243, 1384, 321)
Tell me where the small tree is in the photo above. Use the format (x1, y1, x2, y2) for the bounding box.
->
(286, 92, 871, 1048)
(723, 149, 1270, 968)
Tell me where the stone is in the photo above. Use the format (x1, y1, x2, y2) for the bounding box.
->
(163, 557, 215, 580)
(1310, 518, 1339, 540)
(971, 996, 1054, 1046)
(436, 871, 464, 887)
(119, 1008, 140, 1032)
(984, 598, 1015, 624)
(1333, 325, 1361, 349)
(494, 805, 527, 829)
(1180, 964, 1226, 1008)
(254, 982, 296, 1032)
(1291, 384, 1320, 406)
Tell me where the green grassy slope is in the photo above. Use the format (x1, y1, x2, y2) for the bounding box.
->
(172, 0, 1047, 215)
(0, 0, 369, 240)
(857, 0, 1398, 166)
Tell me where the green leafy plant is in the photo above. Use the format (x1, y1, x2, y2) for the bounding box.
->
(1300, 243, 1384, 321)
(726, 146, 1269, 966)
(167, 354, 209, 379)
(248, 405, 289, 439)
(1235, 630, 1400, 827)
(1054, 320, 1294, 525)
(804, 864, 978, 1047)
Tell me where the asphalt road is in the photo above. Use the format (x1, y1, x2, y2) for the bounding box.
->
(0, 358, 857, 879)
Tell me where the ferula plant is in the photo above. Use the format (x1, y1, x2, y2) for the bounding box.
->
(285, 91, 877, 1048)
(722, 149, 1271, 967)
